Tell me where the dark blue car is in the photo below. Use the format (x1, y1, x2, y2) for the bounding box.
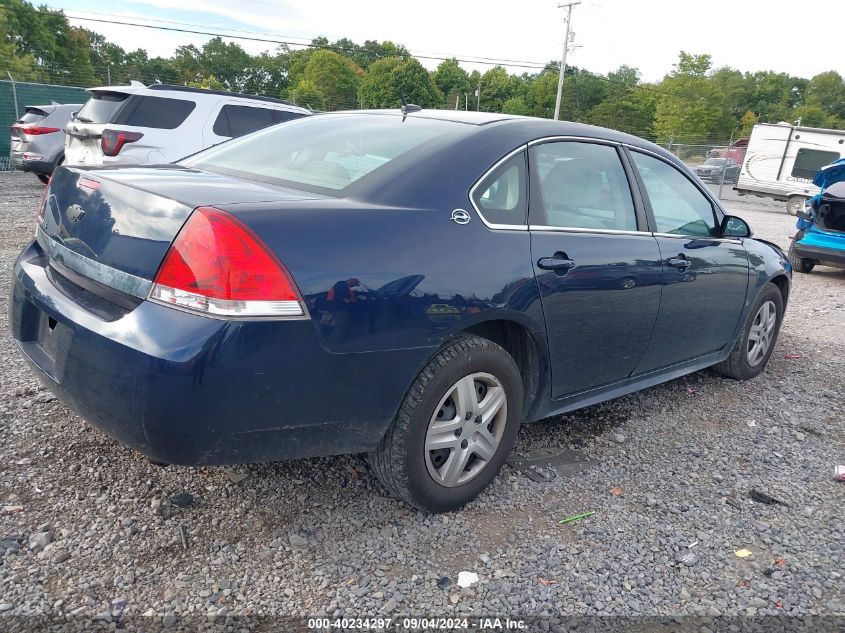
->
(10, 110, 791, 512)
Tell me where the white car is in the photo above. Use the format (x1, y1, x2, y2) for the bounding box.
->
(64, 81, 310, 166)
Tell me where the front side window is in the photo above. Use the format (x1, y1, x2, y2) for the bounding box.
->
(631, 151, 718, 237)
(791, 148, 841, 180)
(472, 152, 527, 226)
(530, 141, 637, 231)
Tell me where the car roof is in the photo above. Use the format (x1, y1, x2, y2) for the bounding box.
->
(345, 109, 521, 126)
(86, 82, 303, 110)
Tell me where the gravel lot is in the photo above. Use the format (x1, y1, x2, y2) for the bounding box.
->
(0, 171, 843, 630)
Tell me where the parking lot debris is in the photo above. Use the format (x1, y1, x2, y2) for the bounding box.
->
(179, 525, 188, 550)
(675, 545, 698, 566)
(538, 578, 557, 586)
(224, 469, 248, 484)
(558, 511, 595, 525)
(750, 489, 790, 507)
(507, 448, 594, 482)
(610, 486, 623, 496)
(457, 572, 479, 588)
(2, 505, 24, 514)
(436, 577, 451, 590)
(835, 465, 845, 482)
(170, 492, 194, 508)
(734, 549, 753, 559)
(783, 354, 802, 359)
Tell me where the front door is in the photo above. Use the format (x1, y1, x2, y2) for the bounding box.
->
(528, 140, 663, 398)
(627, 150, 749, 372)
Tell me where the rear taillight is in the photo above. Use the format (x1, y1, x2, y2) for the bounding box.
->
(101, 129, 143, 157)
(19, 126, 61, 135)
(150, 207, 305, 318)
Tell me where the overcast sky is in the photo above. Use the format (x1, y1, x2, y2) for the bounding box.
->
(50, 0, 845, 81)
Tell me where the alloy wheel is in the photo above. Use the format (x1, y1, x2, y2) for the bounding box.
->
(424, 372, 508, 488)
(747, 300, 777, 367)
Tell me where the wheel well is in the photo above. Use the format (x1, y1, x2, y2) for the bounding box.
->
(770, 274, 790, 306)
(461, 320, 541, 419)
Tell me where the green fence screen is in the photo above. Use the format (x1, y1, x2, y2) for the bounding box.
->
(0, 80, 90, 171)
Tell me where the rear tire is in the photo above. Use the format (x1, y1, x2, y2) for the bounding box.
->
(36, 174, 49, 184)
(369, 334, 523, 513)
(788, 232, 815, 273)
(713, 283, 784, 380)
(786, 195, 806, 216)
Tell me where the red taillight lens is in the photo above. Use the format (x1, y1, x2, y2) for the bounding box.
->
(20, 126, 61, 135)
(150, 207, 305, 318)
(101, 129, 143, 157)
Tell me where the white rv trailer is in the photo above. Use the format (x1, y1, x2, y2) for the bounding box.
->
(734, 122, 845, 215)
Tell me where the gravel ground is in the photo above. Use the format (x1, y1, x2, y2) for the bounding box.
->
(0, 171, 843, 631)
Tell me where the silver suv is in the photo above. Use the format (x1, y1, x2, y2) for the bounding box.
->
(10, 103, 81, 183)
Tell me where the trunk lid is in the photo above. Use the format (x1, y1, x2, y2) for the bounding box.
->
(40, 165, 322, 293)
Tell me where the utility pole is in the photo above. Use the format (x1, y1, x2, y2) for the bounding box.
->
(476, 81, 482, 112)
(553, 1, 580, 121)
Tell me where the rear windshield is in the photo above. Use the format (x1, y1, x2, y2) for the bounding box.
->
(15, 110, 46, 125)
(112, 95, 196, 129)
(182, 114, 465, 193)
(75, 91, 129, 124)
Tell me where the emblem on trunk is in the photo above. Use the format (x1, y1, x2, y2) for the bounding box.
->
(66, 204, 85, 223)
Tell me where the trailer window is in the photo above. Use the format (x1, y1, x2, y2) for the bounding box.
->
(791, 149, 841, 180)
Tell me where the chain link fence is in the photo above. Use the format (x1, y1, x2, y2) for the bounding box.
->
(0, 79, 89, 170)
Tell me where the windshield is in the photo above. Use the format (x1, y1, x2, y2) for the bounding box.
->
(704, 158, 727, 165)
(76, 91, 130, 124)
(182, 114, 467, 193)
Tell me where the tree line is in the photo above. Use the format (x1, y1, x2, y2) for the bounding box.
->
(2, 0, 844, 144)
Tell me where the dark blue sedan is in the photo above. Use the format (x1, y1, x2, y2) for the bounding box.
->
(10, 110, 791, 512)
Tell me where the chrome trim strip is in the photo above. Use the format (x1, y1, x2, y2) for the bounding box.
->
(468, 145, 529, 231)
(36, 226, 153, 299)
(528, 135, 622, 147)
(528, 225, 650, 236)
(652, 232, 742, 244)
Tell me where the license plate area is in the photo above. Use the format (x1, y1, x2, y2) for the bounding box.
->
(36, 311, 60, 362)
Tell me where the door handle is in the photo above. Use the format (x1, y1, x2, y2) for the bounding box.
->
(537, 253, 576, 274)
(667, 255, 690, 269)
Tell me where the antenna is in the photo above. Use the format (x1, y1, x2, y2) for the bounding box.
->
(399, 93, 422, 120)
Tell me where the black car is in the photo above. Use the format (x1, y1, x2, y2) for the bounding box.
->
(694, 158, 741, 184)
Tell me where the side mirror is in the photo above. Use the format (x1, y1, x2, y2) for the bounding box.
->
(721, 215, 752, 238)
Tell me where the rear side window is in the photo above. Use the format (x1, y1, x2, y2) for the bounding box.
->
(472, 152, 527, 226)
(75, 92, 129, 124)
(113, 96, 196, 129)
(531, 141, 637, 231)
(213, 105, 302, 138)
(791, 148, 841, 180)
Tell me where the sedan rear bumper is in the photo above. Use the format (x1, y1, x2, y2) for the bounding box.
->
(794, 242, 845, 268)
(10, 240, 424, 465)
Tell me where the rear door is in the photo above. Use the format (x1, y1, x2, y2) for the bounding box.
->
(65, 90, 131, 165)
(527, 140, 663, 398)
(627, 150, 749, 372)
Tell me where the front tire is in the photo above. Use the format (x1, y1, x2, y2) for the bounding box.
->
(713, 283, 784, 380)
(369, 334, 523, 512)
(788, 232, 815, 273)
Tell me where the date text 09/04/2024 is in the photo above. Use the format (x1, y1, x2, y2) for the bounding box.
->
(307, 617, 528, 630)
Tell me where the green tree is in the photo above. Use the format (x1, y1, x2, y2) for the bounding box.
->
(589, 68, 657, 137)
(433, 58, 470, 109)
(804, 71, 845, 120)
(501, 96, 528, 116)
(654, 51, 727, 144)
(738, 110, 758, 137)
(358, 56, 441, 108)
(292, 49, 360, 110)
(198, 37, 254, 91)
